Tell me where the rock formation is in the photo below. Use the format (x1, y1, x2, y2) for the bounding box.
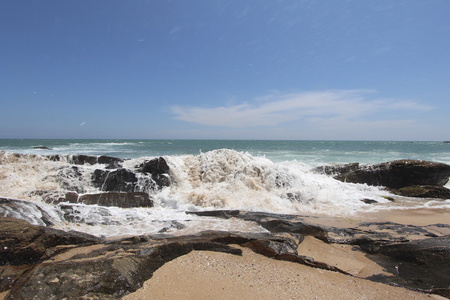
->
(315, 159, 450, 198)
(1, 209, 449, 299)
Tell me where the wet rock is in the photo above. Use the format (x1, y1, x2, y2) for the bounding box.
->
(2, 209, 450, 298)
(0, 217, 100, 266)
(58, 203, 116, 225)
(373, 235, 450, 296)
(33, 146, 52, 150)
(78, 192, 153, 208)
(137, 157, 169, 174)
(315, 160, 450, 189)
(65, 191, 79, 202)
(92, 159, 171, 193)
(136, 157, 172, 188)
(0, 198, 59, 226)
(57, 166, 86, 193)
(69, 154, 123, 169)
(380, 235, 450, 265)
(361, 198, 378, 204)
(0, 265, 29, 293)
(391, 185, 450, 198)
(26, 190, 67, 204)
(3, 230, 301, 299)
(93, 168, 138, 192)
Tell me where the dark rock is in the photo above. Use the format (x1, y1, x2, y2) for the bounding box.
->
(0, 198, 59, 226)
(2, 209, 450, 299)
(137, 157, 171, 188)
(186, 210, 241, 219)
(286, 192, 302, 201)
(57, 166, 86, 193)
(65, 191, 79, 203)
(3, 230, 302, 299)
(26, 190, 67, 204)
(380, 235, 450, 264)
(46, 154, 62, 161)
(315, 162, 360, 177)
(361, 198, 378, 204)
(391, 185, 450, 198)
(0, 265, 30, 293)
(137, 157, 170, 174)
(58, 203, 116, 225)
(316, 160, 450, 189)
(69, 155, 123, 168)
(33, 146, 52, 150)
(374, 235, 450, 295)
(0, 217, 100, 266)
(93, 168, 138, 192)
(78, 192, 153, 208)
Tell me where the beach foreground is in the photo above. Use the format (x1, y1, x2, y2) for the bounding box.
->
(123, 246, 441, 300)
(1, 206, 449, 299)
(121, 208, 449, 300)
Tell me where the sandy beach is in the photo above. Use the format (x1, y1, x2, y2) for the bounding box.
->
(123, 208, 449, 300)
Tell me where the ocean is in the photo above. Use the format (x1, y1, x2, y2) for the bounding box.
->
(1, 139, 449, 238)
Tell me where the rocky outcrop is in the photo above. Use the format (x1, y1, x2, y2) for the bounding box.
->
(92, 157, 171, 193)
(377, 235, 450, 296)
(315, 160, 450, 199)
(1, 216, 307, 299)
(136, 157, 171, 188)
(316, 159, 450, 188)
(92, 168, 139, 192)
(2, 210, 450, 298)
(0, 217, 101, 266)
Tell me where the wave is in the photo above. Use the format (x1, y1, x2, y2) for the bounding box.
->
(1, 149, 448, 237)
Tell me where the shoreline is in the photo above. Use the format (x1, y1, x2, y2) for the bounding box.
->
(1, 206, 449, 299)
(121, 207, 449, 300)
(298, 207, 450, 228)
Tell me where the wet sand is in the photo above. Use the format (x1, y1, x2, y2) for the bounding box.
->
(123, 208, 449, 300)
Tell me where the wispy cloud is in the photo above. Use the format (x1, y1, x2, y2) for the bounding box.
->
(171, 90, 434, 129)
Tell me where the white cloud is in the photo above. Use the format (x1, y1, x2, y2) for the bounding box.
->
(80, 122, 86, 127)
(171, 90, 434, 129)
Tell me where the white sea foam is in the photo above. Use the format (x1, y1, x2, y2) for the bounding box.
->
(1, 149, 448, 237)
(161, 149, 393, 215)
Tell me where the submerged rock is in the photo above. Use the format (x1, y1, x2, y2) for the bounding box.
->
(33, 146, 52, 150)
(57, 166, 86, 193)
(77, 192, 153, 208)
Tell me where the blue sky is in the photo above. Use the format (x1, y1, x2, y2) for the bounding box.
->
(1, 0, 449, 140)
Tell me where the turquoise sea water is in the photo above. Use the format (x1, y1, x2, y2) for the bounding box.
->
(1, 139, 449, 165)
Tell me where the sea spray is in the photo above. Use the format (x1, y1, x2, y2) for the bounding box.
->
(1, 149, 448, 237)
(159, 149, 392, 215)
